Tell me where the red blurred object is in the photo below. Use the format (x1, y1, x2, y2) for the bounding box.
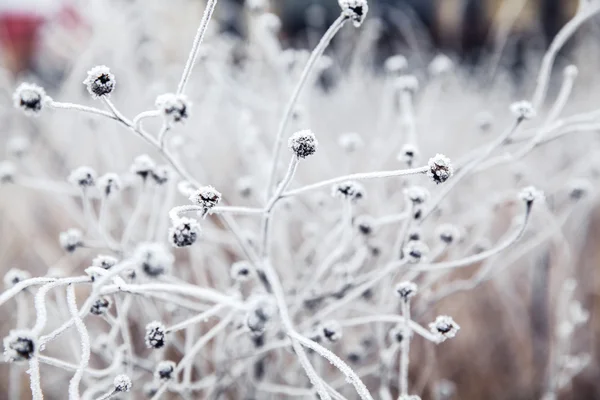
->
(0, 12, 44, 72)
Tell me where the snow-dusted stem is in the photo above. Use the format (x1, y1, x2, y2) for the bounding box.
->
(399, 300, 412, 396)
(67, 284, 91, 400)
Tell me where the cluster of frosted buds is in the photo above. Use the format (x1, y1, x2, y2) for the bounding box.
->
(3, 268, 31, 288)
(338, 0, 369, 27)
(404, 186, 430, 205)
(245, 295, 277, 336)
(395, 75, 419, 93)
(568, 179, 592, 200)
(145, 321, 167, 349)
(510, 100, 536, 121)
(429, 315, 460, 342)
(68, 166, 97, 188)
(13, 83, 48, 116)
(428, 54, 453, 76)
(427, 154, 453, 184)
(0, 161, 16, 184)
(384, 54, 408, 75)
(389, 324, 409, 343)
(397, 143, 419, 166)
(154, 360, 176, 382)
(59, 228, 84, 253)
(403, 240, 429, 263)
(518, 186, 544, 208)
(169, 217, 201, 247)
(134, 242, 174, 278)
(97, 173, 122, 198)
(83, 66, 115, 98)
(155, 93, 190, 123)
(90, 296, 112, 316)
(436, 224, 460, 245)
(321, 320, 343, 342)
(288, 129, 318, 159)
(355, 215, 375, 236)
(131, 154, 156, 181)
(113, 374, 132, 393)
(3, 330, 37, 362)
(92, 254, 118, 270)
(338, 132, 364, 153)
(395, 281, 418, 301)
(189, 185, 222, 217)
(332, 180, 365, 202)
(230, 260, 252, 282)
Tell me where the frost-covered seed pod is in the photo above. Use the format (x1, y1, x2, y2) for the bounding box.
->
(90, 297, 112, 316)
(0, 161, 16, 184)
(154, 360, 176, 382)
(429, 315, 460, 342)
(407, 228, 421, 241)
(388, 325, 406, 343)
(151, 165, 171, 185)
(288, 129, 318, 159)
(145, 321, 167, 349)
(395, 281, 418, 301)
(403, 240, 429, 263)
(355, 215, 375, 236)
(169, 217, 201, 247)
(332, 180, 365, 202)
(246, 296, 277, 335)
(397, 143, 419, 166)
(519, 186, 544, 206)
(83, 66, 115, 98)
(338, 132, 364, 153)
(97, 173, 122, 197)
(3, 268, 31, 288)
(3, 330, 37, 362)
(92, 255, 118, 270)
(321, 320, 342, 342)
(59, 229, 84, 253)
(404, 186, 430, 205)
(384, 54, 407, 74)
(13, 83, 47, 116)
(230, 261, 252, 282)
(189, 185, 222, 216)
(155, 93, 190, 123)
(134, 243, 174, 278)
(436, 224, 460, 244)
(131, 154, 156, 180)
(338, 0, 369, 27)
(428, 54, 453, 76)
(68, 166, 97, 188)
(564, 64, 579, 79)
(510, 100, 536, 120)
(427, 154, 453, 184)
(113, 374, 132, 392)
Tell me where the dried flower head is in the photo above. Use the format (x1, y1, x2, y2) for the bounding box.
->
(92, 255, 118, 270)
(404, 186, 430, 205)
(427, 154, 453, 184)
(332, 180, 365, 202)
(83, 66, 115, 98)
(395, 281, 418, 301)
(436, 224, 460, 244)
(13, 83, 48, 116)
(155, 93, 190, 123)
(154, 360, 176, 382)
(131, 154, 156, 180)
(403, 240, 429, 263)
(338, 132, 364, 153)
(189, 185, 222, 216)
(59, 228, 84, 253)
(321, 320, 343, 342)
(3, 268, 31, 288)
(288, 129, 318, 159)
(134, 243, 174, 278)
(245, 295, 277, 335)
(113, 374, 132, 392)
(0, 161, 16, 184)
(397, 143, 420, 165)
(510, 101, 536, 120)
(97, 173, 122, 197)
(519, 186, 544, 206)
(68, 166, 97, 188)
(230, 261, 252, 282)
(169, 217, 201, 247)
(384, 54, 408, 74)
(395, 75, 419, 93)
(3, 330, 37, 362)
(90, 296, 112, 316)
(145, 321, 167, 349)
(429, 315, 460, 342)
(338, 0, 369, 27)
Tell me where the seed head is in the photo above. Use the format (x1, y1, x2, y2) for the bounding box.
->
(145, 321, 167, 349)
(389, 325, 409, 343)
(404, 186, 429, 205)
(169, 217, 201, 247)
(151, 165, 171, 185)
(92, 255, 118, 270)
(384, 54, 407, 74)
(68, 166, 97, 188)
(321, 320, 343, 342)
(230, 261, 253, 282)
(83, 66, 115, 98)
(59, 229, 84, 253)
(154, 360, 176, 382)
(134, 243, 174, 278)
(97, 173, 122, 198)
(3, 268, 31, 288)
(13, 83, 48, 116)
(0, 161, 16, 184)
(397, 143, 419, 166)
(564, 64, 579, 79)
(189, 185, 222, 216)
(510, 101, 536, 120)
(90, 297, 112, 316)
(436, 224, 460, 244)
(288, 129, 318, 159)
(395, 281, 418, 301)
(338, 0, 369, 27)
(155, 93, 190, 123)
(519, 186, 544, 207)
(3, 330, 37, 362)
(395, 75, 419, 93)
(332, 180, 365, 202)
(245, 295, 277, 336)
(113, 374, 132, 392)
(427, 154, 453, 184)
(429, 315, 460, 342)
(403, 240, 429, 263)
(355, 215, 375, 236)
(131, 154, 156, 181)
(338, 132, 364, 153)
(429, 54, 453, 76)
